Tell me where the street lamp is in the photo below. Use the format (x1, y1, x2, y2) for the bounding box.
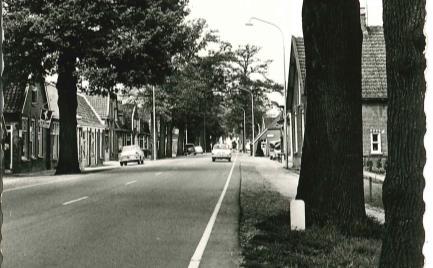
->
(238, 87, 254, 157)
(245, 16, 290, 168)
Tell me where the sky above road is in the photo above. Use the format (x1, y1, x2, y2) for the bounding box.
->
(187, 0, 383, 86)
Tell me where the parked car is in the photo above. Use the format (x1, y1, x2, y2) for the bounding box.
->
(269, 142, 282, 160)
(184, 143, 196, 155)
(119, 145, 145, 166)
(212, 143, 232, 162)
(194, 145, 204, 154)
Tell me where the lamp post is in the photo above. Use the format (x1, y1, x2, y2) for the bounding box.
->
(152, 85, 157, 161)
(246, 17, 290, 168)
(238, 87, 254, 157)
(240, 107, 246, 153)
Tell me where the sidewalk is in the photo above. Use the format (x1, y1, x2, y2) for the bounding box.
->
(239, 155, 384, 223)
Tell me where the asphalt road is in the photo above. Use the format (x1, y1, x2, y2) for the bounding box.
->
(2, 154, 241, 268)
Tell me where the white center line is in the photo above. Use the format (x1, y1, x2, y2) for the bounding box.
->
(125, 180, 137, 185)
(62, 196, 89, 206)
(155, 172, 163, 176)
(188, 154, 238, 268)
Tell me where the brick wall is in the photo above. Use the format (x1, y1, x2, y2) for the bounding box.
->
(362, 103, 388, 158)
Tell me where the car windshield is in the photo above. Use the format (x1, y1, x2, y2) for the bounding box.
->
(213, 144, 229, 150)
(122, 146, 136, 151)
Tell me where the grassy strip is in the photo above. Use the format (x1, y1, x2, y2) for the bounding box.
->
(239, 167, 382, 267)
(364, 178, 384, 209)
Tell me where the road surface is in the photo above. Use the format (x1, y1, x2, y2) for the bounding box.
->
(2, 155, 241, 268)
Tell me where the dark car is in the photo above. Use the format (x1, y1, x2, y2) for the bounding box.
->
(184, 143, 196, 155)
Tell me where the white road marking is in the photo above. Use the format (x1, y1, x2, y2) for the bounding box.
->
(125, 180, 137, 185)
(155, 172, 163, 176)
(188, 154, 238, 268)
(62, 196, 88, 206)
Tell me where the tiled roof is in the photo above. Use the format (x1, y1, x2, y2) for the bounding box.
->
(45, 84, 105, 128)
(4, 83, 27, 114)
(362, 27, 387, 98)
(294, 37, 306, 85)
(85, 94, 109, 118)
(292, 27, 387, 99)
(46, 83, 59, 119)
(77, 95, 105, 128)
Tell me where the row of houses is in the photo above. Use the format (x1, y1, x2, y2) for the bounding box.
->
(3, 82, 151, 174)
(255, 9, 388, 170)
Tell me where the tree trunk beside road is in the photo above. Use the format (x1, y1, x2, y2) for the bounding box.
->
(158, 118, 166, 159)
(296, 0, 366, 227)
(166, 121, 173, 158)
(177, 125, 185, 156)
(379, 1, 426, 267)
(55, 49, 80, 175)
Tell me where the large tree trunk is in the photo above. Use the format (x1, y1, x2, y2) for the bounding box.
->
(166, 121, 173, 158)
(177, 125, 185, 156)
(379, 1, 426, 267)
(296, 0, 366, 226)
(55, 49, 80, 174)
(158, 118, 166, 158)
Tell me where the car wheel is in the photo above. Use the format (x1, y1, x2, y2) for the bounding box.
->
(212, 158, 215, 162)
(228, 158, 231, 162)
(120, 162, 123, 166)
(124, 162, 128, 166)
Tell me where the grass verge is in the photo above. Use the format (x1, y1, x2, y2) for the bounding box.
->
(239, 166, 382, 267)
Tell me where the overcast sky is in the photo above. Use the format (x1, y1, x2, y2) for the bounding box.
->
(187, 0, 383, 86)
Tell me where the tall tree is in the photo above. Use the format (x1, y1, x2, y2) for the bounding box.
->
(296, 0, 366, 226)
(379, 1, 426, 267)
(4, 0, 191, 174)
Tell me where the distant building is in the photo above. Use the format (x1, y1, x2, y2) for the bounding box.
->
(286, 10, 388, 169)
(253, 113, 283, 157)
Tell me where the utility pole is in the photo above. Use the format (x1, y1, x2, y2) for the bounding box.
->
(1, 0, 4, 185)
(152, 86, 157, 160)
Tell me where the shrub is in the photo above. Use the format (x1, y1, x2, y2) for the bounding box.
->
(376, 158, 382, 170)
(366, 159, 373, 172)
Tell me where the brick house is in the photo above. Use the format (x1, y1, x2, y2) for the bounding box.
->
(85, 94, 119, 161)
(46, 84, 105, 169)
(3, 82, 52, 173)
(286, 11, 388, 169)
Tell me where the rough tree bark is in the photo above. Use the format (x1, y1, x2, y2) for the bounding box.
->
(55, 49, 80, 174)
(166, 121, 173, 158)
(296, 0, 366, 226)
(379, 1, 426, 267)
(158, 118, 166, 159)
(177, 125, 185, 156)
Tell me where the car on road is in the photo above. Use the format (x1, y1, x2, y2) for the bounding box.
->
(212, 143, 232, 162)
(184, 143, 196, 155)
(119, 145, 145, 166)
(194, 146, 204, 154)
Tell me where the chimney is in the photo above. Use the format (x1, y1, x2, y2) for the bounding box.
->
(360, 7, 368, 34)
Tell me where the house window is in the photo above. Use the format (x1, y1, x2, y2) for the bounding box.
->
(30, 119, 36, 157)
(371, 132, 382, 154)
(22, 117, 29, 159)
(38, 125, 43, 157)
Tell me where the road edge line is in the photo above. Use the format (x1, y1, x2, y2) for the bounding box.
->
(188, 154, 238, 268)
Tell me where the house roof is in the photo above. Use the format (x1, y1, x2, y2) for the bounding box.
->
(293, 37, 306, 85)
(3, 83, 27, 114)
(46, 84, 105, 129)
(46, 83, 59, 119)
(362, 26, 387, 99)
(77, 94, 105, 129)
(85, 94, 110, 118)
(289, 27, 387, 100)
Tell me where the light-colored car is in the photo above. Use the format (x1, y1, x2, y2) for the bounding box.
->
(119, 145, 144, 166)
(212, 143, 232, 162)
(195, 146, 204, 154)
